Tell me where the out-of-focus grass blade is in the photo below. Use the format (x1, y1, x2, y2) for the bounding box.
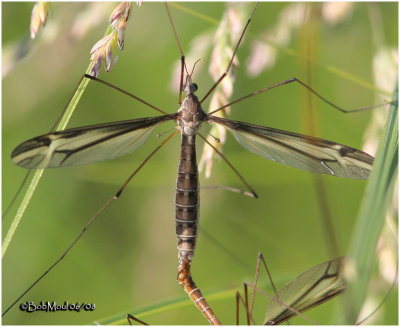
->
(342, 86, 398, 323)
(96, 287, 237, 325)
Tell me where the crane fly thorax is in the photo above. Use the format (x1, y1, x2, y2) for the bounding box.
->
(177, 92, 206, 136)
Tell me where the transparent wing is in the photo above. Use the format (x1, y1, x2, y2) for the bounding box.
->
(12, 114, 177, 169)
(264, 257, 345, 325)
(209, 116, 373, 179)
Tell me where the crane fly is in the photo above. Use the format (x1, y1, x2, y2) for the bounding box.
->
(238, 252, 397, 325)
(263, 257, 345, 325)
(4, 2, 388, 325)
(235, 254, 346, 325)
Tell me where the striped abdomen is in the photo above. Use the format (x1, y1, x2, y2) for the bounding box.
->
(175, 134, 199, 262)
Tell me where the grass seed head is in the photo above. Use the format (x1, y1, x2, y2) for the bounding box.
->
(30, 2, 50, 39)
(89, 2, 136, 76)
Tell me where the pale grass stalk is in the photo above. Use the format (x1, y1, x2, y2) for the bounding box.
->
(199, 91, 227, 178)
(322, 2, 354, 25)
(69, 3, 115, 41)
(247, 3, 353, 75)
(199, 4, 248, 178)
(246, 2, 389, 100)
(4, 4, 116, 78)
(246, 3, 307, 76)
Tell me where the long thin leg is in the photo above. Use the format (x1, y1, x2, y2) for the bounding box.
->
(165, 2, 185, 105)
(2, 171, 31, 219)
(201, 185, 255, 198)
(2, 131, 178, 317)
(235, 253, 281, 325)
(245, 253, 338, 325)
(209, 78, 296, 115)
(244, 283, 251, 325)
(200, 3, 259, 104)
(127, 313, 149, 325)
(249, 253, 277, 318)
(236, 291, 240, 325)
(84, 74, 168, 114)
(236, 286, 255, 325)
(209, 77, 394, 116)
(198, 132, 258, 198)
(244, 280, 317, 325)
(178, 259, 221, 325)
(50, 74, 87, 131)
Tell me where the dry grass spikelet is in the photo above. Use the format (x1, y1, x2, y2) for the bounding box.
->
(199, 4, 248, 178)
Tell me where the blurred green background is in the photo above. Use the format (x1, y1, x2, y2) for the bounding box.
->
(2, 2, 398, 325)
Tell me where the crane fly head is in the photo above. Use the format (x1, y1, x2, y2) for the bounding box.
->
(183, 59, 201, 94)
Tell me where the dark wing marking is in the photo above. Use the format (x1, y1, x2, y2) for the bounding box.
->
(12, 114, 177, 169)
(208, 115, 373, 179)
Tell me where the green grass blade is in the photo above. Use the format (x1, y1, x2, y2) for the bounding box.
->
(2, 14, 119, 257)
(2, 169, 43, 257)
(96, 287, 237, 325)
(342, 85, 398, 323)
(1, 63, 97, 257)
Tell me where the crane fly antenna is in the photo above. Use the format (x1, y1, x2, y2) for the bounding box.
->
(184, 61, 190, 77)
(190, 59, 201, 77)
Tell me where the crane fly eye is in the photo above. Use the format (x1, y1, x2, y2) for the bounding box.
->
(189, 83, 198, 93)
